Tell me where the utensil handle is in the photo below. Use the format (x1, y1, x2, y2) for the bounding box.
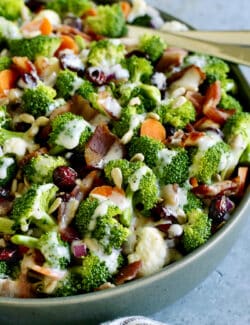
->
(172, 30, 250, 46)
(126, 26, 250, 67)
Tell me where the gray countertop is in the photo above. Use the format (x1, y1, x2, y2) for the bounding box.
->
(145, 1, 250, 324)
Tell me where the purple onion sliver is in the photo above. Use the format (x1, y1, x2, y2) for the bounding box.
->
(71, 240, 87, 258)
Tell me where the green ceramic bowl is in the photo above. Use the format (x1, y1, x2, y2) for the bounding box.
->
(0, 11, 249, 325)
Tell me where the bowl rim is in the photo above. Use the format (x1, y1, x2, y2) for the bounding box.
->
(0, 8, 249, 308)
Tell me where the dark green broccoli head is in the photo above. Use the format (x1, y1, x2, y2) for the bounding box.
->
(23, 154, 67, 184)
(75, 197, 99, 236)
(85, 3, 126, 38)
(190, 141, 230, 184)
(0, 261, 8, 278)
(22, 84, 56, 118)
(47, 0, 92, 17)
(0, 0, 24, 20)
(104, 159, 132, 186)
(181, 209, 211, 253)
(183, 191, 203, 214)
(76, 79, 96, 102)
(157, 100, 196, 129)
(135, 84, 161, 111)
(138, 34, 166, 62)
(11, 183, 58, 232)
(128, 136, 164, 169)
(128, 162, 159, 211)
(51, 271, 82, 297)
(155, 147, 190, 185)
(55, 70, 83, 100)
(9, 35, 61, 61)
(111, 105, 145, 138)
(0, 57, 12, 72)
(125, 55, 153, 83)
(87, 39, 125, 67)
(77, 253, 110, 292)
(219, 93, 242, 113)
(0, 155, 17, 187)
(0, 105, 11, 129)
(48, 112, 92, 154)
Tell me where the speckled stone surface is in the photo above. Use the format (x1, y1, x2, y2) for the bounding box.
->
(145, 1, 250, 324)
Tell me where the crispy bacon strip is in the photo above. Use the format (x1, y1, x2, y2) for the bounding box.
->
(185, 90, 204, 115)
(203, 81, 235, 124)
(193, 116, 221, 132)
(156, 47, 188, 72)
(53, 25, 91, 41)
(192, 177, 241, 198)
(114, 260, 142, 285)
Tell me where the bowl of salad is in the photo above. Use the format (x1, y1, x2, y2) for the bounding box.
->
(0, 0, 249, 323)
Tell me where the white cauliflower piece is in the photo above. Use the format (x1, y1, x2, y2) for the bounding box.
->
(128, 226, 169, 277)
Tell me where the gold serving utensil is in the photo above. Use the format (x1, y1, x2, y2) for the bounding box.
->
(126, 25, 250, 66)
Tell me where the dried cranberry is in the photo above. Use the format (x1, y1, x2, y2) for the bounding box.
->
(86, 67, 107, 85)
(151, 204, 176, 222)
(15, 122, 31, 132)
(53, 166, 78, 191)
(0, 246, 18, 261)
(156, 223, 171, 233)
(209, 195, 235, 225)
(60, 227, 80, 243)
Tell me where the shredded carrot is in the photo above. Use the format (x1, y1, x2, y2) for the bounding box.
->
(140, 118, 166, 142)
(90, 185, 125, 198)
(56, 35, 79, 55)
(83, 8, 97, 18)
(21, 18, 52, 36)
(0, 69, 18, 97)
(190, 177, 199, 188)
(237, 166, 248, 197)
(120, 1, 132, 18)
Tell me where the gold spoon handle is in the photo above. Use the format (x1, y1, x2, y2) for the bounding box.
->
(126, 25, 250, 66)
(171, 30, 250, 46)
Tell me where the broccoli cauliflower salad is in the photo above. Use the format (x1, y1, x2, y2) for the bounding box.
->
(0, 0, 248, 298)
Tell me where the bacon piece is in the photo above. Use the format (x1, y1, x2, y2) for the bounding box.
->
(114, 260, 142, 285)
(193, 116, 220, 132)
(49, 101, 72, 121)
(71, 95, 97, 121)
(12, 56, 39, 87)
(168, 65, 206, 91)
(0, 277, 34, 298)
(85, 124, 124, 168)
(192, 177, 241, 198)
(203, 81, 235, 124)
(53, 25, 91, 41)
(156, 47, 188, 72)
(237, 166, 248, 197)
(19, 147, 48, 167)
(185, 90, 204, 115)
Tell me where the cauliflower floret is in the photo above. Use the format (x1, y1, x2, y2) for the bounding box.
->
(128, 226, 169, 276)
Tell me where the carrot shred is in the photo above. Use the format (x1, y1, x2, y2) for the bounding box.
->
(90, 185, 125, 198)
(190, 177, 199, 188)
(120, 1, 132, 18)
(56, 35, 79, 54)
(237, 166, 248, 197)
(39, 17, 53, 35)
(82, 8, 97, 18)
(0, 69, 18, 97)
(140, 118, 166, 142)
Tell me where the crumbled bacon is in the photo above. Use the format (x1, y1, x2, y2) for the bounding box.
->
(12, 56, 39, 87)
(49, 101, 72, 121)
(53, 25, 91, 41)
(192, 177, 241, 198)
(203, 81, 235, 124)
(156, 47, 188, 72)
(185, 90, 204, 115)
(19, 147, 48, 167)
(71, 95, 97, 121)
(193, 116, 220, 132)
(114, 260, 142, 285)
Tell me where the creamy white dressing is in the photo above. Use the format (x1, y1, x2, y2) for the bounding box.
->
(158, 148, 178, 165)
(0, 157, 14, 179)
(127, 0, 147, 23)
(95, 141, 123, 169)
(34, 9, 61, 26)
(197, 132, 222, 151)
(186, 55, 207, 68)
(3, 138, 28, 157)
(88, 199, 114, 231)
(129, 166, 150, 192)
(129, 113, 146, 132)
(151, 72, 166, 90)
(47, 98, 65, 115)
(98, 95, 122, 118)
(32, 184, 56, 221)
(55, 119, 90, 149)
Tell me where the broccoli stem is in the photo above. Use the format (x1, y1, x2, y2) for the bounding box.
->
(11, 234, 39, 248)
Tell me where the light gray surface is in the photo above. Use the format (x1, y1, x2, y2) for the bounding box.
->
(146, 1, 250, 324)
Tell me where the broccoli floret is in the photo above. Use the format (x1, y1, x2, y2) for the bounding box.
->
(128, 161, 159, 211)
(0, 57, 12, 72)
(0, 155, 17, 187)
(23, 154, 67, 184)
(128, 136, 164, 168)
(52, 271, 81, 297)
(104, 159, 132, 186)
(47, 0, 92, 17)
(11, 231, 70, 269)
(75, 253, 110, 292)
(76, 79, 96, 102)
(136, 84, 161, 111)
(48, 112, 92, 154)
(125, 55, 153, 83)
(184, 54, 229, 83)
(10, 183, 58, 232)
(87, 39, 125, 67)
(111, 105, 145, 138)
(0, 127, 34, 158)
(0, 261, 9, 279)
(183, 191, 203, 214)
(138, 34, 166, 62)
(157, 99, 196, 129)
(0, 0, 24, 21)
(181, 209, 211, 253)
(21, 83, 57, 118)
(75, 197, 129, 253)
(85, 4, 126, 38)
(0, 105, 11, 129)
(55, 70, 83, 100)
(190, 140, 230, 184)
(155, 148, 190, 185)
(0, 217, 15, 235)
(9, 35, 61, 61)
(239, 144, 250, 166)
(219, 93, 242, 113)
(0, 17, 21, 42)
(222, 112, 250, 177)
